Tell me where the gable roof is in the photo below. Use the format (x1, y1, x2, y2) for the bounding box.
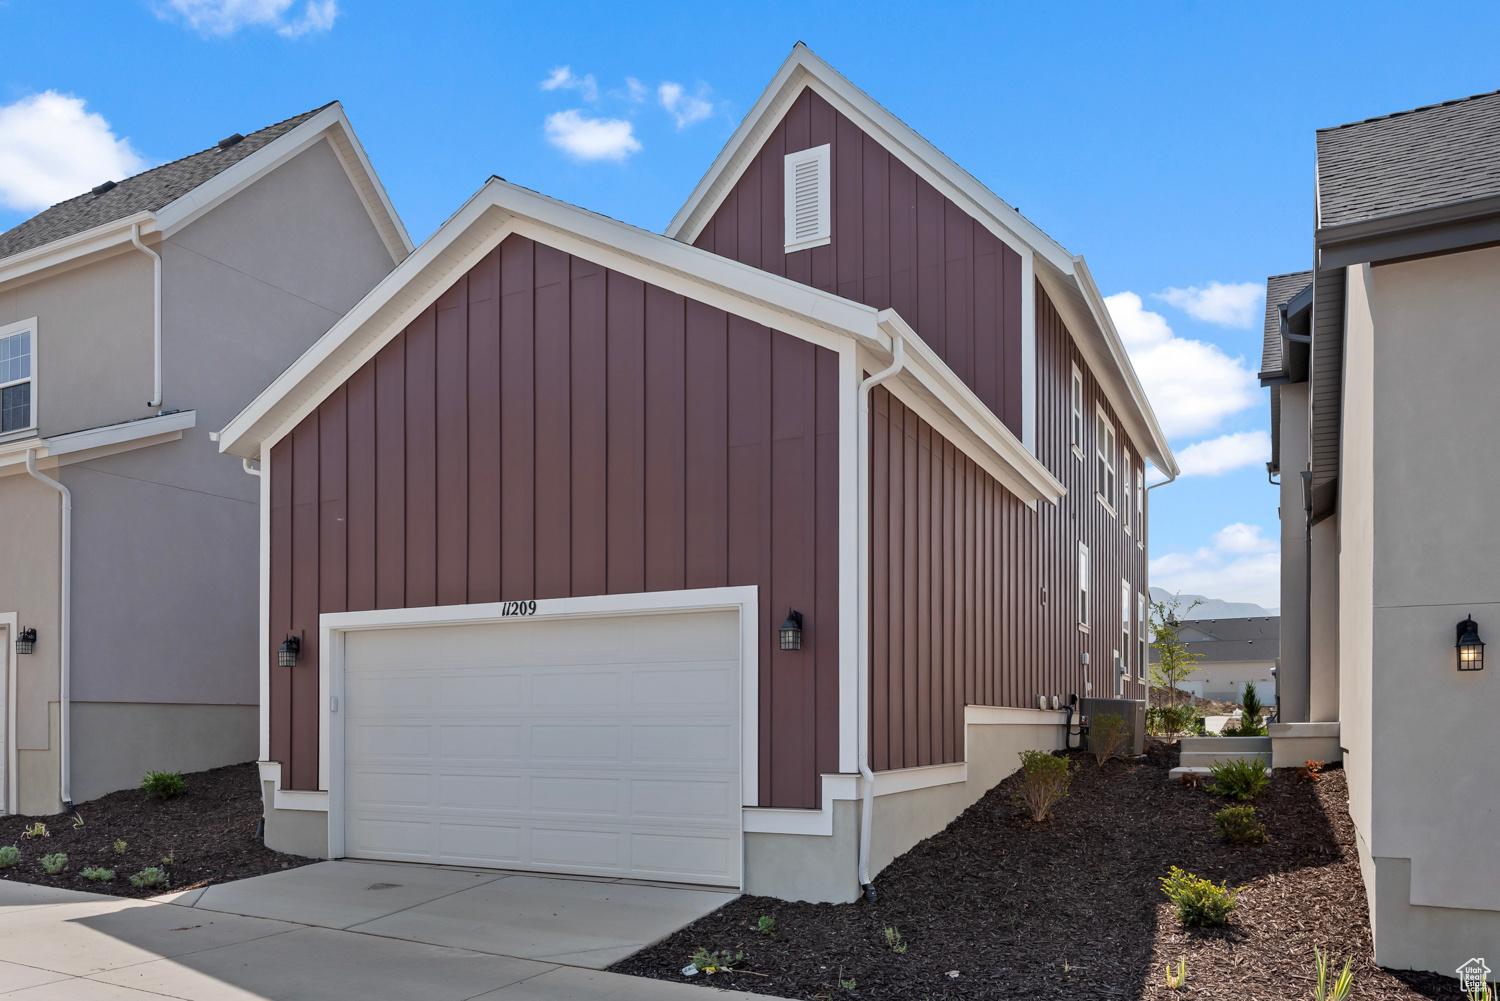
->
(664, 43, 1177, 478)
(1260, 270, 1312, 378)
(0, 102, 412, 286)
(216, 176, 1066, 508)
(1149, 616, 1280, 665)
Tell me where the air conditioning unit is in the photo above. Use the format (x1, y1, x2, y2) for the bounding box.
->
(1080, 697, 1147, 756)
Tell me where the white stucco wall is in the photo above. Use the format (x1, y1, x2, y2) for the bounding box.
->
(1340, 263, 1375, 845)
(1279, 383, 1311, 721)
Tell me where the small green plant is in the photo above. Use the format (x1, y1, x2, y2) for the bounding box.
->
(883, 926, 908, 953)
(160, 850, 175, 867)
(1213, 805, 1268, 845)
(1468, 983, 1495, 1001)
(142, 771, 187, 800)
(81, 866, 115, 882)
(113, 839, 128, 856)
(0, 845, 20, 868)
(1012, 749, 1074, 821)
(1314, 946, 1354, 1001)
(39, 852, 68, 875)
(1147, 704, 1197, 736)
(1208, 756, 1270, 801)
(72, 812, 85, 829)
(1160, 866, 1240, 926)
(687, 946, 742, 974)
(754, 914, 775, 936)
(840, 975, 857, 990)
(21, 822, 48, 840)
(129, 867, 169, 889)
(1164, 956, 1187, 989)
(1223, 682, 1269, 735)
(1088, 712, 1131, 765)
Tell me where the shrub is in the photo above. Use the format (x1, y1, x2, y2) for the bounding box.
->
(1213, 805, 1267, 845)
(1012, 749, 1073, 821)
(113, 839, 128, 856)
(754, 914, 774, 936)
(1160, 866, 1240, 926)
(161, 850, 175, 868)
(1224, 683, 1269, 735)
(0, 845, 19, 868)
(883, 926, 907, 953)
(1208, 756, 1270, 801)
(81, 866, 115, 882)
(1089, 712, 1131, 765)
(1299, 760, 1325, 783)
(1314, 946, 1354, 1001)
(142, 771, 187, 800)
(1147, 704, 1197, 736)
(21, 822, 47, 840)
(39, 853, 68, 875)
(129, 867, 169, 889)
(687, 946, 742, 974)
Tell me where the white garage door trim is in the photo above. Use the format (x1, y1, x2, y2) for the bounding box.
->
(0, 612, 15, 815)
(319, 586, 758, 880)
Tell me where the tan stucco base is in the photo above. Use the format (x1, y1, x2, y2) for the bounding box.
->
(258, 780, 330, 859)
(71, 702, 257, 804)
(16, 703, 62, 817)
(1269, 722, 1343, 770)
(1357, 826, 1500, 974)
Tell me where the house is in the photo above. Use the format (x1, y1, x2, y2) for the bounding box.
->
(0, 103, 410, 816)
(1262, 88, 1500, 973)
(1148, 616, 1279, 703)
(216, 44, 1175, 903)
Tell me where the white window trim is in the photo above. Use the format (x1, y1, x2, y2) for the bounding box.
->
(1138, 591, 1148, 683)
(1120, 579, 1132, 683)
(1095, 404, 1116, 514)
(1122, 452, 1132, 534)
(1136, 466, 1145, 549)
(0, 317, 38, 441)
(1077, 541, 1090, 630)
(784, 143, 832, 253)
(1069, 362, 1084, 460)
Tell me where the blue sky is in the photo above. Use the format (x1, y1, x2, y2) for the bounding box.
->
(4, 0, 1498, 609)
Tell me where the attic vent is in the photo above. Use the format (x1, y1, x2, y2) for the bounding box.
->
(91, 180, 117, 196)
(218, 133, 245, 149)
(783, 143, 831, 253)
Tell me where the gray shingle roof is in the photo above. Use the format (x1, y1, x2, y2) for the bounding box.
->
(0, 103, 332, 263)
(1149, 616, 1280, 665)
(1317, 89, 1500, 229)
(1261, 270, 1312, 375)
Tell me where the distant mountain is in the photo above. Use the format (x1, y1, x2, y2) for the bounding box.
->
(1149, 586, 1278, 620)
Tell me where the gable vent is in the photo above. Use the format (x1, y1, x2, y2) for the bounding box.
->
(783, 143, 831, 253)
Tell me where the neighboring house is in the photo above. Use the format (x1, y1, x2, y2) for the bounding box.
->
(216, 44, 1175, 903)
(1262, 89, 1500, 973)
(0, 103, 410, 816)
(1148, 616, 1279, 703)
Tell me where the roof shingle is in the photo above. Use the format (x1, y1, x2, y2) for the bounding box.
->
(1261, 270, 1313, 376)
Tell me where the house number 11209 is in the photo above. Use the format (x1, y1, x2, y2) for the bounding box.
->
(500, 600, 538, 616)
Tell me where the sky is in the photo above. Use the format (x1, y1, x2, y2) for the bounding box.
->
(3, 0, 1498, 610)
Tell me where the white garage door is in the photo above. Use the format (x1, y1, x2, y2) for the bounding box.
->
(341, 608, 742, 886)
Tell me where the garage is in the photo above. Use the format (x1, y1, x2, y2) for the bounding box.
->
(338, 607, 744, 887)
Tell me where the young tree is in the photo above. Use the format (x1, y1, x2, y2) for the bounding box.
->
(1149, 594, 1205, 708)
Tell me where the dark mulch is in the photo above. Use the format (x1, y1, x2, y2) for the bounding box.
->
(0, 762, 315, 898)
(613, 744, 1459, 1000)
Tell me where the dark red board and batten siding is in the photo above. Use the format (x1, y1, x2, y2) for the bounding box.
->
(271, 235, 841, 808)
(693, 87, 1026, 438)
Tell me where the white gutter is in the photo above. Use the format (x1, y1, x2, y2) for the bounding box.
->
(130, 224, 163, 409)
(855, 336, 905, 901)
(24, 449, 72, 809)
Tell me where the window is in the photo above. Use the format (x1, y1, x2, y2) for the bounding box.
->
(0, 319, 36, 436)
(1138, 592, 1148, 683)
(1077, 542, 1090, 629)
(1121, 580, 1132, 684)
(1069, 363, 1083, 454)
(783, 144, 831, 253)
(1095, 408, 1116, 510)
(1136, 466, 1145, 545)
(1122, 452, 1132, 533)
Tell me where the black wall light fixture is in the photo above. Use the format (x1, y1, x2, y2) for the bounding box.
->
(278, 634, 301, 668)
(15, 628, 36, 655)
(779, 608, 804, 651)
(1457, 615, 1484, 672)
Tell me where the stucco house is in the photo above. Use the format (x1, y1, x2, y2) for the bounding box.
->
(217, 44, 1175, 903)
(1262, 88, 1500, 973)
(0, 103, 409, 816)
(1149, 616, 1279, 704)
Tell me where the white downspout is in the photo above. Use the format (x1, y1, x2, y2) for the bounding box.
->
(25, 449, 72, 809)
(131, 224, 163, 409)
(855, 336, 904, 901)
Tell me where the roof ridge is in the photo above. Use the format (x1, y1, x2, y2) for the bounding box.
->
(1318, 87, 1500, 133)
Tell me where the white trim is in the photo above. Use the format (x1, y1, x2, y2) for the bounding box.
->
(0, 612, 16, 816)
(1095, 403, 1117, 511)
(0, 317, 38, 440)
(0, 213, 156, 292)
(305, 588, 761, 849)
(0, 411, 196, 477)
(783, 143, 831, 252)
(837, 344, 859, 774)
(257, 451, 271, 761)
(1069, 361, 1084, 453)
(1021, 250, 1036, 453)
(257, 760, 329, 812)
(1121, 578, 1133, 683)
(1078, 541, 1090, 629)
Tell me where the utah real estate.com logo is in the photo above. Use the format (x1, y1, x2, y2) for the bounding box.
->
(1458, 958, 1491, 993)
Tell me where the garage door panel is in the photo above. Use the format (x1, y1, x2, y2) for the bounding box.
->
(439, 773, 523, 810)
(438, 724, 525, 759)
(348, 817, 436, 856)
(532, 828, 622, 868)
(531, 671, 623, 707)
(530, 724, 620, 760)
(529, 776, 622, 816)
(630, 665, 736, 708)
(439, 673, 525, 707)
(440, 823, 524, 862)
(631, 833, 734, 878)
(630, 778, 737, 820)
(630, 724, 736, 763)
(347, 769, 433, 807)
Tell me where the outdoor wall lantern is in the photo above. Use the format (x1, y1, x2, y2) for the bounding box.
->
(278, 634, 301, 669)
(1456, 616, 1485, 672)
(779, 609, 804, 651)
(14, 628, 36, 655)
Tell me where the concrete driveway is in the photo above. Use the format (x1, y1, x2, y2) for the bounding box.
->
(0, 861, 774, 1000)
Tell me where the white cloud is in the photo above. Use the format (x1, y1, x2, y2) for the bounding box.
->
(1105, 291, 1259, 438)
(544, 110, 641, 162)
(1150, 523, 1280, 609)
(0, 92, 148, 212)
(540, 66, 599, 103)
(658, 81, 713, 129)
(157, 0, 337, 37)
(1154, 281, 1264, 329)
(624, 77, 647, 102)
(1175, 430, 1271, 477)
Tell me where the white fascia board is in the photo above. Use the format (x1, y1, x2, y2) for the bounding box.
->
(156, 104, 413, 264)
(0, 410, 196, 475)
(0, 212, 156, 292)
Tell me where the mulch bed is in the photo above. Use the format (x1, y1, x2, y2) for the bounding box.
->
(0, 762, 316, 898)
(613, 744, 1459, 1000)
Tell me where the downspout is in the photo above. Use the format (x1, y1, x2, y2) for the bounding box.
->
(130, 224, 163, 409)
(855, 336, 904, 902)
(24, 450, 72, 809)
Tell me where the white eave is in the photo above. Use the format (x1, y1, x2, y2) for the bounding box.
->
(664, 42, 1176, 478)
(0, 410, 197, 475)
(217, 177, 1066, 508)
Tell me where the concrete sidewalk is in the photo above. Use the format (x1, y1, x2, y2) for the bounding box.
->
(0, 868, 775, 1000)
